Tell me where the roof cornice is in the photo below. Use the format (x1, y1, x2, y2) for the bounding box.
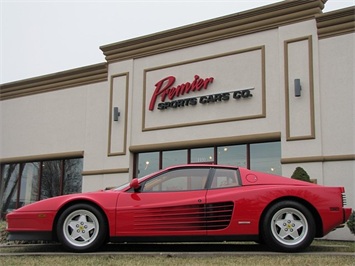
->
(316, 6, 355, 39)
(100, 0, 326, 62)
(0, 63, 107, 100)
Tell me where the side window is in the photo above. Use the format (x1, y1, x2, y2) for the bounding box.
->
(142, 168, 210, 192)
(210, 169, 240, 189)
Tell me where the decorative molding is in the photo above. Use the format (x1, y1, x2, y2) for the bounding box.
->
(129, 132, 280, 153)
(0, 63, 107, 100)
(281, 154, 355, 164)
(316, 6, 355, 39)
(0, 151, 84, 164)
(100, 0, 325, 63)
(284, 36, 315, 141)
(142, 46, 266, 131)
(82, 168, 129, 176)
(107, 73, 129, 156)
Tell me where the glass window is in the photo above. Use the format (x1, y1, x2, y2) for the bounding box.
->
(19, 162, 40, 207)
(133, 141, 281, 181)
(0, 157, 83, 218)
(142, 168, 210, 192)
(0, 164, 20, 218)
(191, 147, 214, 163)
(162, 150, 187, 168)
(210, 168, 240, 189)
(217, 145, 246, 167)
(250, 142, 281, 175)
(41, 160, 61, 200)
(137, 152, 159, 178)
(63, 159, 83, 195)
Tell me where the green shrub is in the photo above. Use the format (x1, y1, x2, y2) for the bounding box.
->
(291, 167, 311, 183)
(347, 211, 355, 235)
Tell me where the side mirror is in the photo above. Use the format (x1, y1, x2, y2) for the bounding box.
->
(130, 178, 140, 190)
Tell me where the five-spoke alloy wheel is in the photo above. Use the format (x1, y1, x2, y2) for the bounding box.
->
(261, 201, 315, 252)
(57, 203, 107, 252)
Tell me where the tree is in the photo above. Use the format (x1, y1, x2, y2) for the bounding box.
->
(291, 167, 311, 183)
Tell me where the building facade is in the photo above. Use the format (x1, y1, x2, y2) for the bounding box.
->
(1, 0, 354, 240)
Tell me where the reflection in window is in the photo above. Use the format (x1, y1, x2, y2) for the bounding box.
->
(191, 147, 214, 163)
(163, 150, 187, 168)
(41, 160, 61, 200)
(137, 152, 159, 178)
(64, 159, 83, 195)
(217, 145, 246, 167)
(134, 142, 281, 178)
(0, 164, 20, 218)
(20, 163, 40, 207)
(250, 142, 281, 175)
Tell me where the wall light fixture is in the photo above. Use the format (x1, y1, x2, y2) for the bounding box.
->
(294, 79, 301, 97)
(113, 107, 120, 121)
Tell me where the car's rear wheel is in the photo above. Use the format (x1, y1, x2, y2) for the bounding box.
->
(57, 203, 107, 252)
(261, 201, 315, 252)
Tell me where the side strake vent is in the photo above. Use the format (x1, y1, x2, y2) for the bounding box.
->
(342, 193, 347, 206)
(205, 202, 234, 229)
(134, 202, 234, 231)
(134, 204, 205, 231)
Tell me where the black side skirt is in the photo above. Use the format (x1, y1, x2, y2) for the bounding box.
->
(110, 235, 258, 243)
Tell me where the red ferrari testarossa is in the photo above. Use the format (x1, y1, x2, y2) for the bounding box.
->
(6, 164, 351, 252)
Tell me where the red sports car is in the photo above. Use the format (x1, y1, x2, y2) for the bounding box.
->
(6, 164, 351, 252)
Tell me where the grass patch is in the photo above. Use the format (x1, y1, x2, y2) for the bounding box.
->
(0, 254, 354, 266)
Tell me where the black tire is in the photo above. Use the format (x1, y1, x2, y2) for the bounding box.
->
(56, 203, 108, 252)
(261, 201, 315, 252)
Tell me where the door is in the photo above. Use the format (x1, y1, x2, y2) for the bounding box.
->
(116, 167, 210, 236)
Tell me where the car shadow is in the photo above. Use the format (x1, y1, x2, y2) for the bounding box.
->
(1, 242, 267, 253)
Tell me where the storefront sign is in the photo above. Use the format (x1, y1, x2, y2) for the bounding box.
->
(149, 75, 253, 111)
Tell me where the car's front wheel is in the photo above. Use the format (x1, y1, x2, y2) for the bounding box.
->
(56, 203, 108, 252)
(261, 201, 315, 252)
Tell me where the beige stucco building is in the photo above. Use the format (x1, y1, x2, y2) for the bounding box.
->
(1, 0, 354, 240)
